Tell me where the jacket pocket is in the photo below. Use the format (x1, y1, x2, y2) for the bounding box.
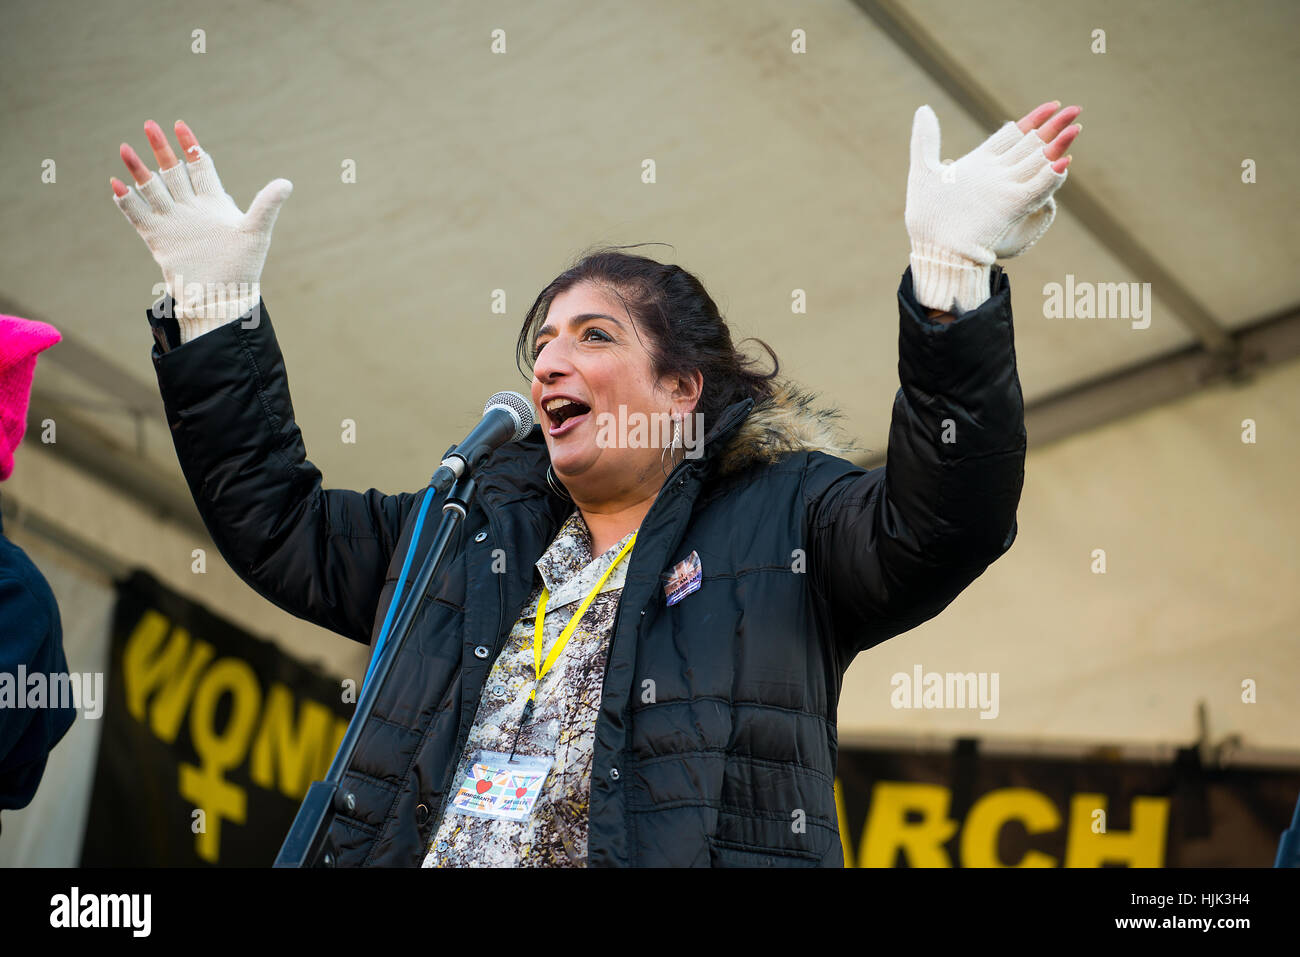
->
(705, 834, 821, 868)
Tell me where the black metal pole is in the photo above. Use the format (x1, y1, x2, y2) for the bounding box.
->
(273, 472, 478, 867)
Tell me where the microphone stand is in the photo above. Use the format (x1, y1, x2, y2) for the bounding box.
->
(274, 470, 479, 867)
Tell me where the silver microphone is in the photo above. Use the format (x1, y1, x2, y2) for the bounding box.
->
(430, 391, 535, 491)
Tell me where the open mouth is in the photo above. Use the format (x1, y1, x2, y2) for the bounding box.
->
(543, 398, 592, 437)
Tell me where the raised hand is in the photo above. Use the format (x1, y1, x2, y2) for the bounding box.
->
(111, 120, 292, 342)
(1015, 101, 1081, 174)
(905, 101, 1082, 314)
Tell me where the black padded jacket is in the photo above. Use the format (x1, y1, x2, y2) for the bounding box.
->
(144, 264, 1024, 866)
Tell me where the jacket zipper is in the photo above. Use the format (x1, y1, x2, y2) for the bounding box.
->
(597, 462, 692, 695)
(425, 457, 704, 861)
(422, 409, 748, 862)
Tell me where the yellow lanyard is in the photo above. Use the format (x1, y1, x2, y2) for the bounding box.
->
(529, 532, 637, 701)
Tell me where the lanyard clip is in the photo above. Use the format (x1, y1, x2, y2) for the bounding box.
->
(509, 694, 536, 762)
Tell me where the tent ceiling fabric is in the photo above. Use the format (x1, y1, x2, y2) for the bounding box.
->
(1, 0, 1295, 500)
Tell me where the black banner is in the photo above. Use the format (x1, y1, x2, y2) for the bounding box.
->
(834, 739, 1300, 866)
(80, 571, 353, 866)
(79, 571, 1298, 867)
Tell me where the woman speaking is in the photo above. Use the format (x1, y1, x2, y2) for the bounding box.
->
(110, 101, 1080, 867)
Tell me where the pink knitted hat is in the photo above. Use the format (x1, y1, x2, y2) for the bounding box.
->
(0, 314, 62, 482)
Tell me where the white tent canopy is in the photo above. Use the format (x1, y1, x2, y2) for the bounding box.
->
(1, 0, 1296, 760)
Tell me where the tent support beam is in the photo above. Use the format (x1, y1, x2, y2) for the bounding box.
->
(858, 302, 1300, 467)
(852, 0, 1237, 357)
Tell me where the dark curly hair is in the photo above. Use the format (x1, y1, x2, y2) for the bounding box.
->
(515, 244, 781, 440)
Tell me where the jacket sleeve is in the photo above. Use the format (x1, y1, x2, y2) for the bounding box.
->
(0, 572, 77, 810)
(147, 295, 428, 645)
(804, 264, 1026, 666)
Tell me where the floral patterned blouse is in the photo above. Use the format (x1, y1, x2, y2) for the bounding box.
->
(422, 507, 632, 867)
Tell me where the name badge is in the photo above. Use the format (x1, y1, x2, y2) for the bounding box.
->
(448, 750, 554, 822)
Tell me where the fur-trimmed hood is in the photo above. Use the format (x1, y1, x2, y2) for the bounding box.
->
(709, 381, 863, 478)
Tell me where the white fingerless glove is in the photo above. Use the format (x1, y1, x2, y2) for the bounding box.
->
(905, 105, 1066, 314)
(114, 149, 292, 343)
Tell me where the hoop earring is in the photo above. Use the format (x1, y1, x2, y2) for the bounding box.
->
(660, 415, 682, 479)
(546, 464, 572, 501)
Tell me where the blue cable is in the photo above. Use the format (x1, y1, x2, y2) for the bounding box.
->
(362, 486, 435, 692)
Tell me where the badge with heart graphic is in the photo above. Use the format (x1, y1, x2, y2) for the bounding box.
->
(448, 751, 555, 822)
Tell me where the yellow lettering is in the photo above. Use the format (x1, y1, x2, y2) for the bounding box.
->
(859, 782, 957, 867)
(1064, 793, 1169, 867)
(960, 787, 1060, 867)
(122, 610, 214, 743)
(250, 683, 340, 798)
(179, 658, 260, 862)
